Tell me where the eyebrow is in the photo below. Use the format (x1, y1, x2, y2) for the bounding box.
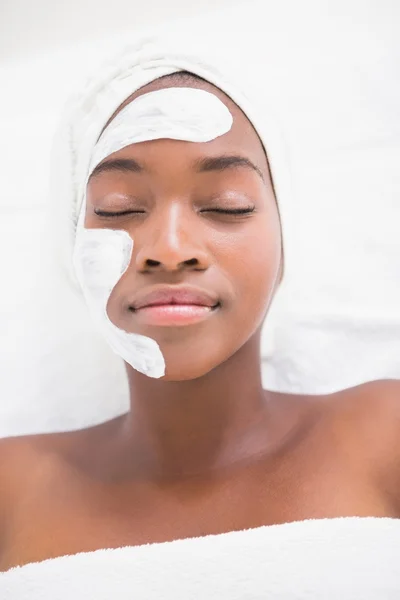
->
(194, 155, 264, 181)
(89, 158, 143, 181)
(88, 154, 264, 181)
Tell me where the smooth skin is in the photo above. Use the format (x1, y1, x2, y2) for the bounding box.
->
(0, 75, 399, 571)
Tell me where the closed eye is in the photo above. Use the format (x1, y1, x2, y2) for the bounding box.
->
(94, 209, 145, 217)
(94, 207, 255, 217)
(201, 207, 255, 214)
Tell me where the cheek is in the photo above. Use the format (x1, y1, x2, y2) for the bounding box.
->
(220, 216, 281, 318)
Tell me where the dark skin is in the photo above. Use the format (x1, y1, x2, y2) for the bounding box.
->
(0, 77, 399, 572)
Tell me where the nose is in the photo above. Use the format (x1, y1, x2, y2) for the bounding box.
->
(134, 204, 210, 273)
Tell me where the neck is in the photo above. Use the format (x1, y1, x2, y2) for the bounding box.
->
(121, 334, 276, 479)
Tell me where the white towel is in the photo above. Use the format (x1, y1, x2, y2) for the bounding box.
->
(1, 517, 400, 598)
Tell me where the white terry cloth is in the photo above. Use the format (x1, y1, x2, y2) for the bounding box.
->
(1, 517, 400, 599)
(44, 0, 400, 405)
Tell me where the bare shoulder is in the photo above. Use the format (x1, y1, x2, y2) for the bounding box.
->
(0, 416, 125, 507)
(337, 379, 400, 424)
(0, 428, 86, 516)
(330, 379, 400, 506)
(0, 434, 38, 489)
(360, 379, 400, 453)
(0, 435, 43, 555)
(328, 379, 400, 441)
(0, 419, 125, 565)
(0, 434, 58, 510)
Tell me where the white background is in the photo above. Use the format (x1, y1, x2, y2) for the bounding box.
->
(1, 0, 399, 437)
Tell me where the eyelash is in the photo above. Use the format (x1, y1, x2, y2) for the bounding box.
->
(205, 207, 255, 215)
(94, 207, 255, 217)
(94, 210, 144, 217)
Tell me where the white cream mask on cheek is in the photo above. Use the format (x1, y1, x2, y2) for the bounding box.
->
(73, 87, 233, 378)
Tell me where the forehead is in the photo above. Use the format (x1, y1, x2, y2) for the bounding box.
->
(101, 77, 266, 161)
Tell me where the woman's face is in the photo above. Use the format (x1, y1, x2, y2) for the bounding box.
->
(84, 80, 282, 380)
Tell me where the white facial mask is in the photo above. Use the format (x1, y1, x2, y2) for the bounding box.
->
(73, 86, 233, 378)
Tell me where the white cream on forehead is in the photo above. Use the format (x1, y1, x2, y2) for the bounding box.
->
(89, 87, 233, 175)
(73, 86, 233, 378)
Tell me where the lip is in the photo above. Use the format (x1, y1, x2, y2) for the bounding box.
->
(131, 285, 219, 310)
(129, 285, 220, 327)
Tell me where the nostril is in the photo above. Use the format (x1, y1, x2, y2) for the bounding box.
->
(146, 259, 161, 267)
(184, 258, 198, 266)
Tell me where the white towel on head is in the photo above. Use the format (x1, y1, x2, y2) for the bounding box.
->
(1, 517, 400, 598)
(48, 14, 294, 291)
(44, 0, 400, 404)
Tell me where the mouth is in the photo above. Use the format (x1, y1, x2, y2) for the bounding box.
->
(129, 285, 220, 327)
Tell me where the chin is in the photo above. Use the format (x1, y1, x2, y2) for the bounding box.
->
(159, 354, 221, 382)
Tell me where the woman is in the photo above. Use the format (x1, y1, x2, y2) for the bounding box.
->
(0, 13, 399, 591)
